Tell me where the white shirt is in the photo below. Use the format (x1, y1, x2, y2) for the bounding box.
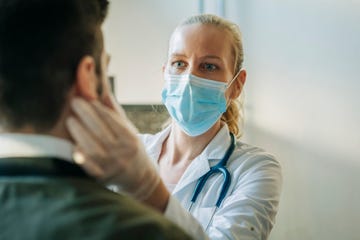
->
(0, 133, 74, 160)
(140, 125, 282, 240)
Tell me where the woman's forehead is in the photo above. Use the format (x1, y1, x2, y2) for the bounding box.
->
(169, 24, 232, 59)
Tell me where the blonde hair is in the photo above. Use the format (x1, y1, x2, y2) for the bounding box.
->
(176, 14, 245, 138)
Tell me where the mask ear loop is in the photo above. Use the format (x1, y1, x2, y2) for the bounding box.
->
(225, 69, 242, 108)
(226, 69, 242, 89)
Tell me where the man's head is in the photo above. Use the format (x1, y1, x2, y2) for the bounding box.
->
(0, 0, 109, 132)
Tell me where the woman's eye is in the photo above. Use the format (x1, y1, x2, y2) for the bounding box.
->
(202, 63, 218, 72)
(172, 61, 186, 68)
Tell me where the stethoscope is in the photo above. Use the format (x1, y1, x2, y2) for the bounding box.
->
(188, 133, 236, 230)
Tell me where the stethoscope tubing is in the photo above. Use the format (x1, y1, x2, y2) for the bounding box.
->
(190, 133, 236, 209)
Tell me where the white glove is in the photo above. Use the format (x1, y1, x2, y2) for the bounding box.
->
(66, 97, 160, 200)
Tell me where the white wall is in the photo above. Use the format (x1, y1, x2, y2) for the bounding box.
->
(104, 1, 360, 239)
(103, 0, 197, 104)
(230, 1, 360, 239)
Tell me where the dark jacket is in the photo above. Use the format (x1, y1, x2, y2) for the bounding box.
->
(0, 157, 192, 240)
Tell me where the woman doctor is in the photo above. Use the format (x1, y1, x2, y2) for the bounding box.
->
(67, 14, 282, 240)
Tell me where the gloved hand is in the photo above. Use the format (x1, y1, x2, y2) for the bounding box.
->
(66, 97, 160, 200)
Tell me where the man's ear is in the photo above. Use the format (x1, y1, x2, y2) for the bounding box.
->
(229, 69, 247, 100)
(75, 56, 98, 100)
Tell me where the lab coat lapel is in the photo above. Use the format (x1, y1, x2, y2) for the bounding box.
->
(172, 125, 232, 195)
(172, 154, 210, 195)
(139, 126, 171, 171)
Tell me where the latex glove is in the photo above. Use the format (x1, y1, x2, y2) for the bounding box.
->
(66, 97, 160, 200)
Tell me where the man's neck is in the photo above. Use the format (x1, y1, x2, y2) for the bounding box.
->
(1, 103, 73, 143)
(2, 124, 72, 142)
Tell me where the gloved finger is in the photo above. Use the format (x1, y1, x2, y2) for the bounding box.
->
(66, 116, 109, 168)
(102, 93, 127, 117)
(71, 98, 116, 145)
(91, 101, 139, 139)
(72, 150, 105, 179)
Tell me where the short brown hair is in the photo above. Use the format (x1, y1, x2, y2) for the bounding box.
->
(0, 0, 109, 131)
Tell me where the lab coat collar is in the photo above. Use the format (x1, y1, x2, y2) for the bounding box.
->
(173, 124, 232, 194)
(141, 124, 232, 194)
(147, 124, 231, 161)
(172, 152, 211, 194)
(142, 126, 172, 171)
(201, 124, 232, 161)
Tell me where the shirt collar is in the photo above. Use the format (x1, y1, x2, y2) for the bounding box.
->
(0, 133, 74, 162)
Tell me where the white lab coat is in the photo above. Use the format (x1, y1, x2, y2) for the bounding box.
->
(139, 125, 282, 240)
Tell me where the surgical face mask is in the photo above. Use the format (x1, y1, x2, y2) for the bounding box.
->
(161, 72, 240, 136)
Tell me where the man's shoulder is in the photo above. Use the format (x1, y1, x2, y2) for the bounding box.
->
(0, 177, 192, 240)
(70, 180, 193, 239)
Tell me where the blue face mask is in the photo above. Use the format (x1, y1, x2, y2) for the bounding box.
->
(162, 72, 239, 136)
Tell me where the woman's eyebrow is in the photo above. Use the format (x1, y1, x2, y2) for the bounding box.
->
(168, 53, 224, 64)
(169, 53, 187, 58)
(200, 55, 224, 64)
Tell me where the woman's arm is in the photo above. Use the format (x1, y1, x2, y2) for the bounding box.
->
(206, 155, 282, 240)
(164, 195, 209, 239)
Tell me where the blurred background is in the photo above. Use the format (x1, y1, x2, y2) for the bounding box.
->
(103, 1, 360, 239)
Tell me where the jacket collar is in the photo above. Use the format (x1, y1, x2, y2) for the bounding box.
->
(0, 134, 87, 178)
(0, 157, 90, 178)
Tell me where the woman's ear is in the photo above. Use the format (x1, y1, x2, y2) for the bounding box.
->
(75, 56, 98, 100)
(229, 69, 247, 100)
